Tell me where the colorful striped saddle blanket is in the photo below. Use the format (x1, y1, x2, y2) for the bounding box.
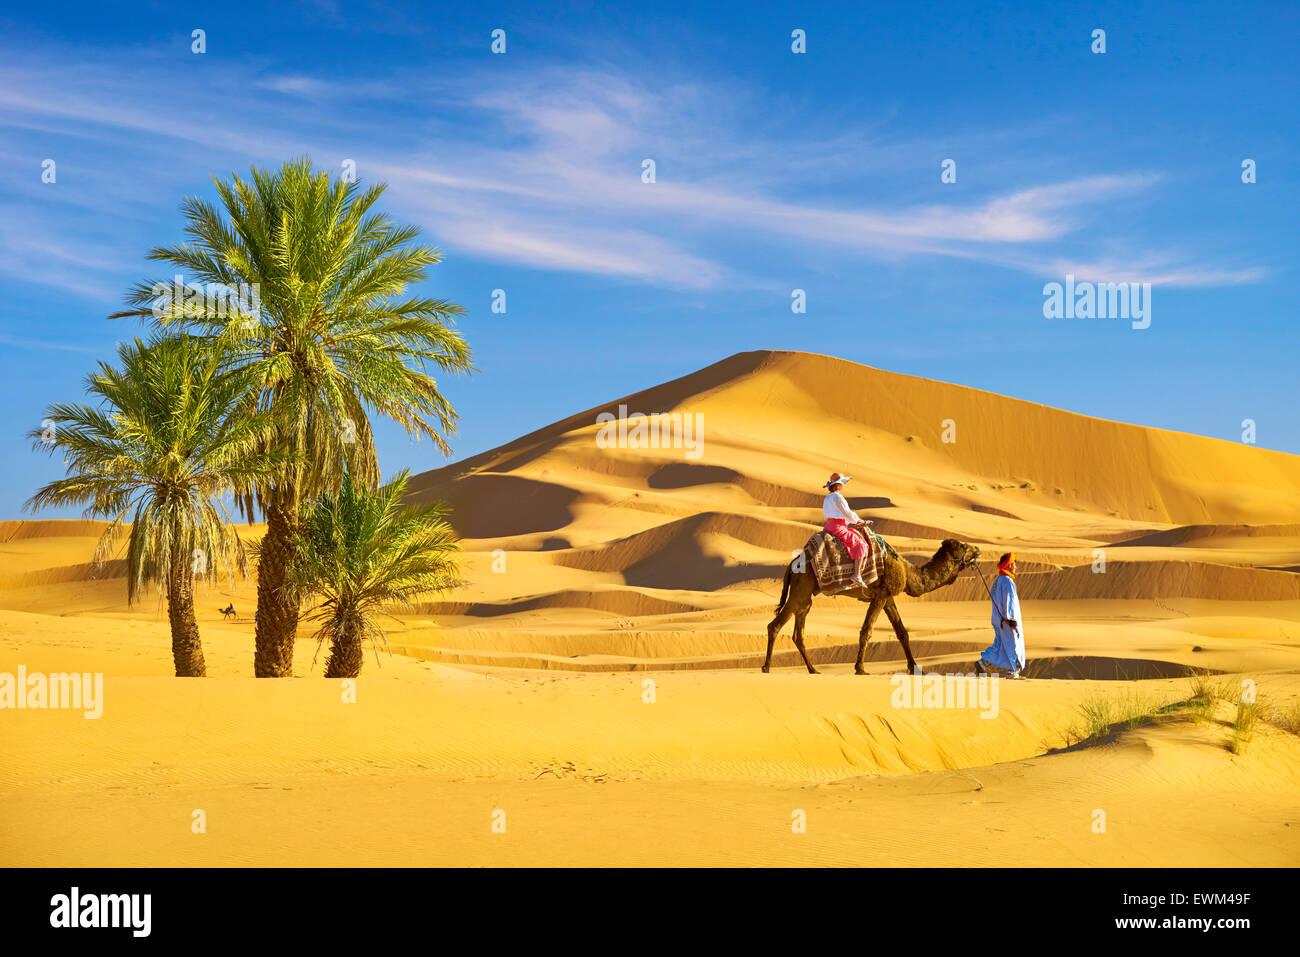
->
(799, 526, 893, 595)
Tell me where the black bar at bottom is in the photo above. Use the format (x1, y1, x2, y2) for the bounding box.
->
(0, 867, 1281, 943)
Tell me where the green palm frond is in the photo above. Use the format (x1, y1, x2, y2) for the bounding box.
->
(26, 335, 288, 603)
(108, 157, 474, 512)
(288, 470, 461, 666)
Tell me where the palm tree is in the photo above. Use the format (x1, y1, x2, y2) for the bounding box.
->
(27, 336, 282, 677)
(288, 470, 460, 678)
(110, 157, 473, 676)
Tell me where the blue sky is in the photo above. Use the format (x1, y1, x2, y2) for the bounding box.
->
(1, 0, 1296, 517)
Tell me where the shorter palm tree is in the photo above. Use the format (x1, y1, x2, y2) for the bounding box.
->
(288, 470, 460, 678)
(27, 336, 281, 676)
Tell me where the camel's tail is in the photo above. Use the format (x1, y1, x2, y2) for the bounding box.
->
(775, 560, 793, 614)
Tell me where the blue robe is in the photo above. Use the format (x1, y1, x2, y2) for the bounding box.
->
(981, 574, 1025, 673)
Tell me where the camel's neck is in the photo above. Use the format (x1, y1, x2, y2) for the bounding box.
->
(903, 551, 961, 597)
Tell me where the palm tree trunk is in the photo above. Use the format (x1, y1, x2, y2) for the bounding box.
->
(254, 486, 300, 677)
(167, 552, 206, 677)
(324, 617, 364, 678)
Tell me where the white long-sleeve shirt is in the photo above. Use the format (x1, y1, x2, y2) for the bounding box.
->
(822, 491, 860, 523)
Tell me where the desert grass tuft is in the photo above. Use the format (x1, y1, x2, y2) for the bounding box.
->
(1187, 694, 1215, 724)
(1061, 695, 1113, 745)
(1062, 690, 1182, 747)
(1187, 671, 1237, 703)
(1229, 700, 1260, 755)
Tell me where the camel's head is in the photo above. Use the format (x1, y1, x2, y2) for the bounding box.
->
(940, 538, 981, 568)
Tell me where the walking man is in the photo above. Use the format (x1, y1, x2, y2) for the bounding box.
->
(978, 552, 1026, 678)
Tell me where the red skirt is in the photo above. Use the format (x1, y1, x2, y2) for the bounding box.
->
(823, 518, 867, 561)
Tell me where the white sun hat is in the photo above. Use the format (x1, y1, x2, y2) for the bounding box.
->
(823, 472, 852, 489)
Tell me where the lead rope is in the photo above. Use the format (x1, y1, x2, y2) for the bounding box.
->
(971, 559, 997, 603)
(971, 560, 1014, 630)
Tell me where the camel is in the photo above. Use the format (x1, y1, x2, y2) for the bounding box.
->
(219, 604, 237, 621)
(763, 537, 981, 675)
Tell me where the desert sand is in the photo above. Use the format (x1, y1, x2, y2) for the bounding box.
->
(2, 350, 1299, 866)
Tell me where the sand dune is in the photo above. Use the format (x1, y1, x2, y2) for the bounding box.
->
(1113, 522, 1300, 547)
(934, 559, 1300, 602)
(413, 350, 1300, 525)
(0, 519, 107, 541)
(3, 350, 1298, 866)
(397, 350, 1300, 633)
(1, 614, 1296, 866)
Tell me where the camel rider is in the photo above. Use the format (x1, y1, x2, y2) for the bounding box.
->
(978, 553, 1026, 678)
(822, 472, 871, 589)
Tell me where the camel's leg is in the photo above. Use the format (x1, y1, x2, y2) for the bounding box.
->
(854, 598, 886, 675)
(883, 597, 919, 674)
(764, 572, 809, 672)
(762, 601, 795, 673)
(791, 600, 818, 674)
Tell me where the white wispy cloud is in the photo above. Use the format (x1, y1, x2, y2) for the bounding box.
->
(0, 46, 1266, 296)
